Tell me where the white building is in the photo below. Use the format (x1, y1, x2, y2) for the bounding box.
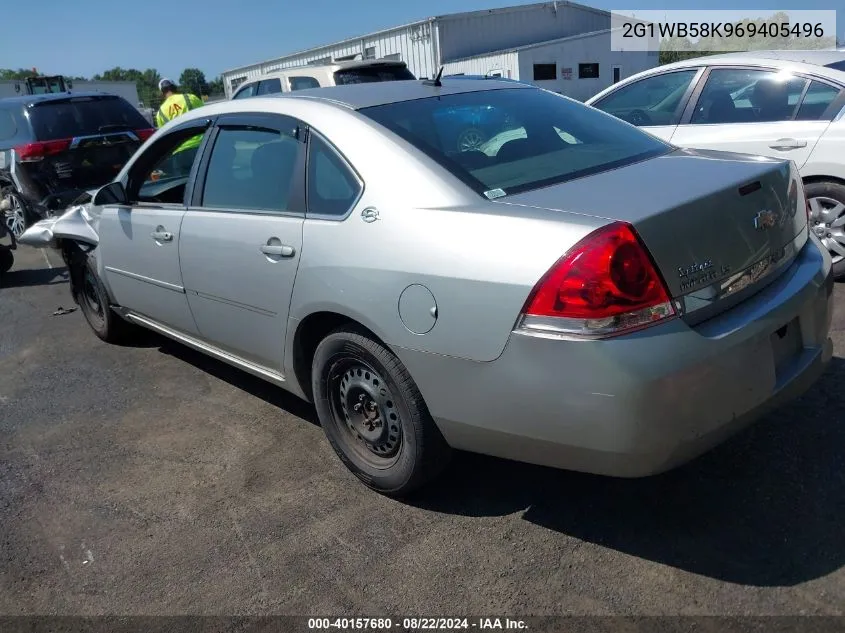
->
(442, 29, 657, 102)
(220, 1, 659, 99)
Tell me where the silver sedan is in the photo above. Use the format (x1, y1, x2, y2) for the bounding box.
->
(21, 79, 835, 497)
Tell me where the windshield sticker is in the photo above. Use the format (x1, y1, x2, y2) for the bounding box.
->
(484, 188, 506, 199)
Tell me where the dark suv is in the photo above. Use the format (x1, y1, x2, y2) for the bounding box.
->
(1, 92, 154, 238)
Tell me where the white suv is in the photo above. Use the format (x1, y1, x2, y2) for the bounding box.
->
(587, 51, 845, 278)
(230, 59, 416, 99)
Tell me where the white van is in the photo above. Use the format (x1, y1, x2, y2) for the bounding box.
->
(230, 60, 416, 99)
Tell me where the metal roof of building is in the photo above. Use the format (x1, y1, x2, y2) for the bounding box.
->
(222, 1, 611, 76)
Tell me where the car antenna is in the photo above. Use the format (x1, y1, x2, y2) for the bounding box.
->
(423, 66, 444, 87)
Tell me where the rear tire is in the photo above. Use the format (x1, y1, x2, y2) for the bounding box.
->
(804, 180, 845, 280)
(77, 256, 134, 344)
(312, 327, 451, 497)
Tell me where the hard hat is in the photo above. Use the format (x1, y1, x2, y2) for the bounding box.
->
(158, 78, 176, 91)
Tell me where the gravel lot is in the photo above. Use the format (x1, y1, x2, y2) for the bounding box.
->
(1, 243, 844, 617)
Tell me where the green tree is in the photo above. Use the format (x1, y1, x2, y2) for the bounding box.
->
(0, 68, 40, 80)
(93, 67, 162, 108)
(179, 68, 208, 97)
(207, 76, 225, 97)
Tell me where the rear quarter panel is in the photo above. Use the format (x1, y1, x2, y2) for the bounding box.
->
(803, 117, 845, 181)
(281, 101, 605, 362)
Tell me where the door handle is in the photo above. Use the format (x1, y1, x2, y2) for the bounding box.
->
(150, 230, 173, 242)
(260, 243, 295, 257)
(769, 138, 807, 151)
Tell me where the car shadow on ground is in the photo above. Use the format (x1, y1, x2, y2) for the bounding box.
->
(155, 338, 319, 425)
(130, 325, 843, 588)
(0, 265, 68, 288)
(413, 356, 845, 588)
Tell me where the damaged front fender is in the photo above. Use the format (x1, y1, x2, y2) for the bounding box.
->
(18, 203, 100, 249)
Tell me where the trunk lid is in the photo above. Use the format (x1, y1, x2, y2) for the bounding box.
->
(499, 147, 808, 324)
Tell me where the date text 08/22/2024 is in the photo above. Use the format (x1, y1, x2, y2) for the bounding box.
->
(307, 618, 529, 630)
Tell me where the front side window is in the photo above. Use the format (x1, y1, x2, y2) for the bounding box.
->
(201, 126, 301, 212)
(130, 127, 208, 204)
(233, 83, 258, 99)
(289, 76, 321, 91)
(592, 69, 699, 127)
(691, 68, 808, 124)
(257, 78, 282, 95)
(307, 133, 361, 217)
(360, 87, 670, 198)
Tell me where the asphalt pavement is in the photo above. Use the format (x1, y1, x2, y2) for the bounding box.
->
(1, 243, 844, 616)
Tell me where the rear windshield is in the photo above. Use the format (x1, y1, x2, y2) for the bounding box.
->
(825, 60, 845, 72)
(359, 87, 671, 197)
(334, 65, 416, 85)
(29, 96, 150, 140)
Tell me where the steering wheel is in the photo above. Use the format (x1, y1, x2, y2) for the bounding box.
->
(627, 109, 653, 126)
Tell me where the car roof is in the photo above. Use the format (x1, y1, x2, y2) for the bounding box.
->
(442, 74, 525, 84)
(0, 91, 126, 107)
(586, 51, 845, 105)
(279, 78, 532, 109)
(647, 51, 845, 79)
(702, 50, 845, 66)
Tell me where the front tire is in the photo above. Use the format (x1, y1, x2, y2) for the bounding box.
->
(0, 246, 13, 277)
(77, 256, 133, 343)
(312, 327, 451, 497)
(805, 180, 845, 279)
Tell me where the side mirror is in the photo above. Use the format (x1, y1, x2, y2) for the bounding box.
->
(93, 181, 128, 206)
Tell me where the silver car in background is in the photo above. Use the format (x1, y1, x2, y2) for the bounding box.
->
(22, 80, 834, 497)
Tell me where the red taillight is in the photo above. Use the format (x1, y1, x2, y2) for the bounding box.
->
(518, 222, 675, 338)
(14, 138, 72, 162)
(136, 128, 155, 141)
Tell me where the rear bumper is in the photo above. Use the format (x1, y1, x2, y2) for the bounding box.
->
(396, 236, 834, 477)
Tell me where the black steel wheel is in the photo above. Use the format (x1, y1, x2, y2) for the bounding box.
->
(77, 256, 133, 343)
(312, 327, 451, 497)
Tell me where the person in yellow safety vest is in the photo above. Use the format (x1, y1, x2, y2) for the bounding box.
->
(154, 78, 205, 175)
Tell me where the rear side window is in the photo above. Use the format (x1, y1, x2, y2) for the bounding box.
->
(0, 110, 17, 141)
(289, 76, 321, 91)
(825, 61, 845, 72)
(795, 81, 842, 120)
(29, 96, 149, 140)
(257, 78, 282, 95)
(307, 134, 361, 217)
(333, 65, 415, 85)
(202, 127, 301, 212)
(233, 83, 258, 99)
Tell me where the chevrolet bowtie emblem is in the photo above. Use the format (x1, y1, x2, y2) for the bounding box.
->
(753, 209, 778, 230)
